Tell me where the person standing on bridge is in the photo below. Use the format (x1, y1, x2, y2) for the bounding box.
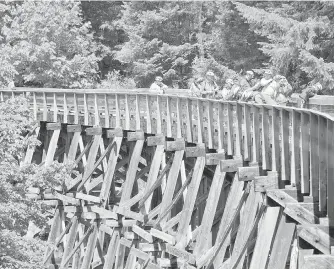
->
(150, 76, 168, 94)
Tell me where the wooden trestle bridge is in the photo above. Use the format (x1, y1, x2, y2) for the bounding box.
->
(0, 88, 334, 269)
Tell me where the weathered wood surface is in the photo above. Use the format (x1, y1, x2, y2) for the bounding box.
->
(1, 87, 333, 269)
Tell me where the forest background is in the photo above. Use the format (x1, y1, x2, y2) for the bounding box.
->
(0, 1, 334, 93)
(0, 1, 333, 268)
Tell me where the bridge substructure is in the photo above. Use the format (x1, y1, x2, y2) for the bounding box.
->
(1, 88, 334, 269)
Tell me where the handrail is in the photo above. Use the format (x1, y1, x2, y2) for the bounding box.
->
(0, 87, 334, 222)
(0, 87, 333, 120)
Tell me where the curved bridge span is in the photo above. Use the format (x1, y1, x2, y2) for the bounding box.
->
(1, 88, 334, 269)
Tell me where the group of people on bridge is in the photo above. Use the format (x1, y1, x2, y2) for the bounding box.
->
(150, 70, 323, 108)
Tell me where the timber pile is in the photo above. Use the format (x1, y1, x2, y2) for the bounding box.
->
(0, 88, 333, 269)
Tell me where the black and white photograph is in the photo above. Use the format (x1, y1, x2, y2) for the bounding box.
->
(0, 1, 333, 269)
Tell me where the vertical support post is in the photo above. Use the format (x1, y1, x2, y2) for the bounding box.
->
(291, 110, 300, 188)
(300, 112, 310, 194)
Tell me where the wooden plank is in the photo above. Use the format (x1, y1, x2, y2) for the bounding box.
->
(104, 94, 110, 128)
(300, 112, 310, 194)
(60, 216, 79, 269)
(185, 144, 206, 158)
(291, 110, 300, 188)
(43, 208, 61, 264)
(185, 98, 193, 142)
(103, 229, 120, 269)
(100, 136, 123, 205)
(23, 127, 40, 165)
(249, 207, 281, 269)
(196, 174, 244, 267)
(156, 95, 162, 134)
(61, 225, 94, 268)
(303, 255, 334, 269)
(193, 166, 226, 255)
(319, 116, 327, 213)
(235, 103, 243, 158)
(284, 203, 317, 224)
(164, 243, 196, 264)
(221, 187, 263, 269)
(197, 99, 204, 144)
(132, 224, 153, 243)
(76, 193, 100, 203)
(80, 222, 98, 269)
(327, 119, 334, 226)
(310, 114, 319, 200)
(298, 249, 314, 269)
(115, 94, 121, 127)
(67, 130, 80, 163)
(135, 95, 141, 130)
(125, 94, 130, 129)
(261, 106, 271, 170)
(145, 95, 152, 133)
(161, 212, 181, 232)
(142, 145, 164, 213)
(272, 107, 280, 172)
(166, 96, 173, 137)
(297, 225, 332, 254)
(243, 104, 251, 161)
(206, 151, 226, 165)
(266, 213, 296, 269)
(45, 129, 61, 166)
(153, 166, 193, 226)
(217, 102, 225, 149)
(238, 166, 259, 181)
(117, 206, 144, 222)
(120, 139, 144, 204)
(176, 97, 183, 138)
(150, 228, 176, 245)
(159, 150, 184, 222)
(53, 93, 58, 122)
(251, 106, 260, 165)
(176, 156, 205, 247)
(227, 103, 234, 156)
(115, 239, 126, 269)
(42, 92, 48, 121)
(63, 93, 68, 123)
(254, 175, 278, 192)
(220, 158, 243, 172)
(83, 93, 89, 125)
(281, 108, 290, 182)
(139, 158, 173, 210)
(207, 100, 214, 148)
(289, 238, 298, 269)
(73, 93, 79, 124)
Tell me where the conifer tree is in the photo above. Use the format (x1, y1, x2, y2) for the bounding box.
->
(235, 1, 334, 92)
(0, 1, 109, 88)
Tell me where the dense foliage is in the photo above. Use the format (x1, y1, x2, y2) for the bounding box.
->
(0, 1, 108, 88)
(0, 97, 75, 268)
(235, 1, 334, 92)
(0, 1, 333, 93)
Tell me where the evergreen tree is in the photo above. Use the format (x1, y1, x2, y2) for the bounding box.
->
(0, 97, 76, 268)
(0, 1, 109, 88)
(235, 1, 334, 93)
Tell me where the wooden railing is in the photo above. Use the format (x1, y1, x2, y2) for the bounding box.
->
(0, 87, 334, 222)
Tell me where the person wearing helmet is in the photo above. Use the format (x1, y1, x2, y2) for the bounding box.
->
(218, 78, 241, 101)
(239, 70, 258, 101)
(150, 76, 168, 94)
(197, 71, 219, 98)
(253, 69, 277, 105)
(299, 82, 323, 108)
